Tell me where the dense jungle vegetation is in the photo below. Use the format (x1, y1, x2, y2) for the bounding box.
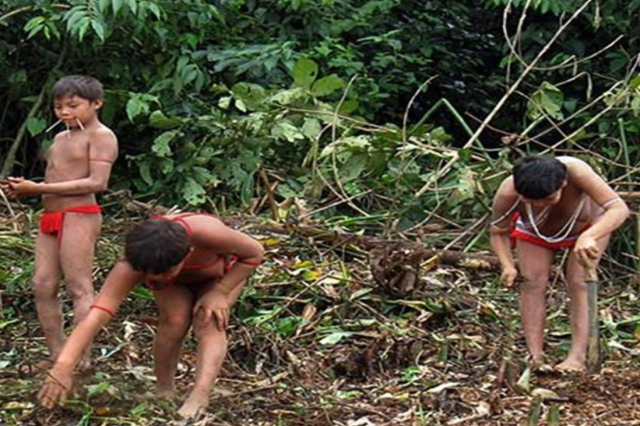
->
(3, 2, 640, 424)
(2, 1, 639, 221)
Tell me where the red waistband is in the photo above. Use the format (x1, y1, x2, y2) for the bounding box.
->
(510, 212, 591, 250)
(40, 204, 101, 247)
(510, 228, 579, 249)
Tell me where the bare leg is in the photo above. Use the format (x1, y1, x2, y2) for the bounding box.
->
(516, 240, 554, 364)
(32, 232, 63, 364)
(59, 212, 102, 369)
(556, 235, 610, 372)
(153, 284, 194, 399)
(178, 281, 246, 418)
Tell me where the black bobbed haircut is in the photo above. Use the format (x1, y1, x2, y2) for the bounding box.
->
(513, 156, 568, 199)
(53, 75, 104, 102)
(125, 219, 191, 274)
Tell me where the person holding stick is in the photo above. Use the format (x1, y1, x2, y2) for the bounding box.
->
(489, 156, 629, 372)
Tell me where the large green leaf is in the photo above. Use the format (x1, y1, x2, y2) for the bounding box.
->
(269, 88, 308, 105)
(527, 81, 564, 121)
(149, 110, 184, 129)
(151, 130, 180, 157)
(320, 136, 371, 157)
(112, 0, 123, 15)
(302, 118, 322, 139)
(183, 177, 207, 205)
(311, 74, 345, 97)
(292, 58, 318, 89)
(139, 160, 153, 186)
(340, 153, 368, 182)
(90, 19, 106, 42)
(231, 82, 267, 110)
(26, 117, 46, 137)
(271, 121, 304, 142)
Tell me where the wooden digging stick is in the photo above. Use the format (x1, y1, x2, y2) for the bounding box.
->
(586, 264, 601, 373)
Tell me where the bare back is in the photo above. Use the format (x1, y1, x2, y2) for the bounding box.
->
(167, 214, 260, 285)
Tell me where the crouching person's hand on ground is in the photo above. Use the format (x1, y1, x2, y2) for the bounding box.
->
(194, 289, 231, 331)
(38, 365, 73, 409)
(501, 265, 518, 288)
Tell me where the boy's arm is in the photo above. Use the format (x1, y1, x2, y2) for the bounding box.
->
(569, 161, 630, 264)
(6, 128, 118, 197)
(191, 218, 264, 330)
(489, 178, 519, 286)
(570, 161, 630, 239)
(194, 219, 265, 296)
(38, 261, 140, 409)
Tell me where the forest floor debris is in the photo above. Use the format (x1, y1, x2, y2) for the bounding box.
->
(1, 209, 640, 425)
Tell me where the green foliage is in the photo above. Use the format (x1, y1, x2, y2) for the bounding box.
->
(1, 0, 639, 234)
(527, 82, 564, 121)
(485, 0, 581, 15)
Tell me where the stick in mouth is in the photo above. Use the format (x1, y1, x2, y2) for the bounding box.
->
(45, 119, 62, 133)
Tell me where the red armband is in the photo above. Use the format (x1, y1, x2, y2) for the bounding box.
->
(91, 304, 116, 318)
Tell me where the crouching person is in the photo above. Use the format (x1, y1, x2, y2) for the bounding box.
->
(38, 213, 264, 418)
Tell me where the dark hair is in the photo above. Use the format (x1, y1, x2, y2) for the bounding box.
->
(513, 156, 567, 199)
(52, 75, 104, 101)
(125, 219, 191, 274)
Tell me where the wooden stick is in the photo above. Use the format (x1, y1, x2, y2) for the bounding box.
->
(45, 119, 62, 133)
(258, 169, 278, 221)
(619, 191, 640, 200)
(586, 264, 600, 373)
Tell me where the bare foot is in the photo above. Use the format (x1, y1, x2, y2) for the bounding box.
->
(528, 355, 553, 373)
(178, 391, 209, 419)
(156, 386, 176, 401)
(529, 354, 544, 366)
(555, 358, 585, 373)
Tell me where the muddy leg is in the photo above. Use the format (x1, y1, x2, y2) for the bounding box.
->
(178, 281, 245, 418)
(153, 284, 194, 400)
(59, 212, 102, 370)
(32, 232, 64, 366)
(517, 240, 554, 365)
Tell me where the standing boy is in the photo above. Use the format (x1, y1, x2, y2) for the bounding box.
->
(37, 213, 264, 418)
(489, 156, 629, 372)
(1, 75, 118, 370)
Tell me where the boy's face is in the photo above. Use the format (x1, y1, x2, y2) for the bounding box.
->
(143, 263, 184, 288)
(142, 248, 193, 288)
(54, 95, 102, 127)
(520, 185, 566, 207)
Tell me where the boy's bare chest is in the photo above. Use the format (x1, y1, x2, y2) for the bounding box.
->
(520, 190, 590, 226)
(45, 136, 91, 171)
